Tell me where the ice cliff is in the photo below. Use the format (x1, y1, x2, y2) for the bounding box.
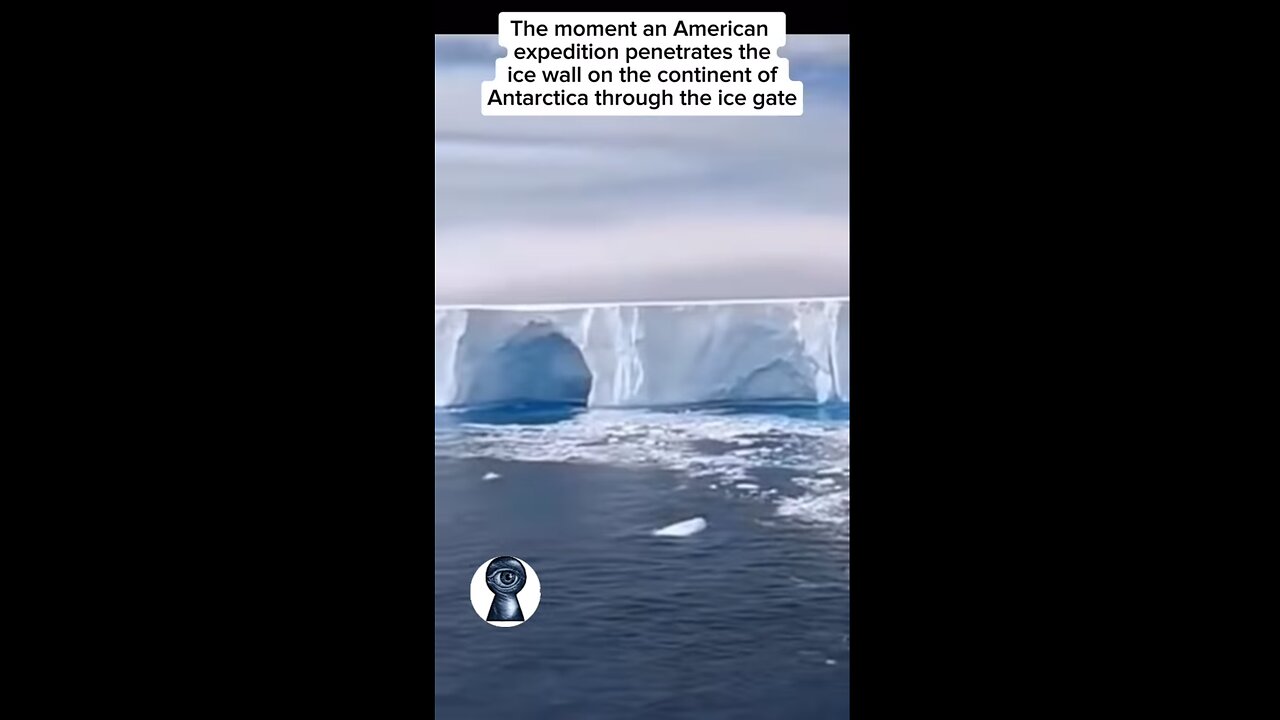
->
(434, 298, 850, 408)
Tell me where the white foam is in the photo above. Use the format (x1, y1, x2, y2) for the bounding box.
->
(437, 409, 849, 532)
(776, 488, 849, 535)
(792, 476, 837, 491)
(652, 517, 708, 537)
(437, 410, 847, 483)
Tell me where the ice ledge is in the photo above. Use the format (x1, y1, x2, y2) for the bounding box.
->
(435, 296, 850, 311)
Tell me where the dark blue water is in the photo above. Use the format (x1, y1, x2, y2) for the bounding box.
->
(435, 407, 849, 719)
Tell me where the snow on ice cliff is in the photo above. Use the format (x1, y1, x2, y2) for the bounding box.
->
(434, 298, 849, 408)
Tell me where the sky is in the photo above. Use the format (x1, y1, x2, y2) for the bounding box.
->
(435, 34, 849, 305)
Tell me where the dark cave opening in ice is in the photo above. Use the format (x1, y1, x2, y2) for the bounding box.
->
(458, 325, 593, 408)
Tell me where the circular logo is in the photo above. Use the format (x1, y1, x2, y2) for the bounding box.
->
(470, 556, 541, 627)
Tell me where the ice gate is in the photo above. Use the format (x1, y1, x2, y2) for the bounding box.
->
(434, 298, 850, 409)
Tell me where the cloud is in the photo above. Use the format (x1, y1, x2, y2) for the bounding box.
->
(434, 34, 849, 68)
(435, 34, 849, 304)
(435, 215, 849, 304)
(777, 35, 850, 66)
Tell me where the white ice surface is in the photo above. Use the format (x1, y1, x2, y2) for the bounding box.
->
(435, 297, 849, 408)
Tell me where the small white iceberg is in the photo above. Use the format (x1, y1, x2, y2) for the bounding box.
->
(652, 517, 707, 537)
(482, 472, 501, 481)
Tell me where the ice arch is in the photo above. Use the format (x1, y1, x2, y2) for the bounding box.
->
(726, 358, 819, 402)
(455, 322, 593, 407)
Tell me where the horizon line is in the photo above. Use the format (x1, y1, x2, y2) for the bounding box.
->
(434, 296, 849, 311)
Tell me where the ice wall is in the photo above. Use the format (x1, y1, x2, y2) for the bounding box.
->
(434, 298, 850, 408)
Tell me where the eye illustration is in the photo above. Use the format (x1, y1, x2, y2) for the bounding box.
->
(488, 568, 522, 591)
(484, 557, 527, 598)
(473, 555, 538, 625)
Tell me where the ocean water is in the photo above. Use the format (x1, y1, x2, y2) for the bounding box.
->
(434, 405, 850, 719)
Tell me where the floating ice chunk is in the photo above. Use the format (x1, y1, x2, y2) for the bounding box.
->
(736, 482, 760, 491)
(482, 472, 501, 481)
(825, 659, 837, 666)
(652, 517, 708, 537)
(792, 476, 836, 491)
